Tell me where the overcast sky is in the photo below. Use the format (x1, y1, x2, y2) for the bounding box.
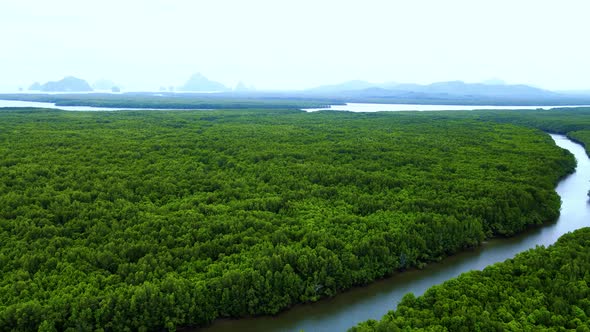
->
(1, 0, 589, 91)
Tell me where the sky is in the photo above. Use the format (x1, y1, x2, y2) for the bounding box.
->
(1, 0, 589, 92)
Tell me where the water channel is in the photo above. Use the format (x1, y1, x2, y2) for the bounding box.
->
(198, 134, 590, 332)
(1, 99, 589, 112)
(303, 103, 590, 112)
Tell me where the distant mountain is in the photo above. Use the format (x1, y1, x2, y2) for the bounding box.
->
(558, 90, 590, 96)
(307, 80, 558, 100)
(415, 81, 555, 98)
(29, 76, 93, 92)
(28, 82, 42, 91)
(179, 73, 228, 92)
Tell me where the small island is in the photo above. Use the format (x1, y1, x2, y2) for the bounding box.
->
(29, 76, 93, 92)
(178, 73, 229, 92)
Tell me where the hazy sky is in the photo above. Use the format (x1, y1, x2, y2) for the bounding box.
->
(2, 0, 589, 91)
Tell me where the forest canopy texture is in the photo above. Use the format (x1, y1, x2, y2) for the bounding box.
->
(350, 227, 590, 331)
(0, 108, 576, 331)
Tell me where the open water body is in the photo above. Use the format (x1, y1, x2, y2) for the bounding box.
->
(1, 99, 589, 112)
(303, 102, 590, 112)
(197, 134, 590, 332)
(0, 99, 178, 111)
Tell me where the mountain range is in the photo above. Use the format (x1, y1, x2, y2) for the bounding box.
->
(307, 80, 558, 98)
(22, 74, 590, 104)
(179, 73, 229, 92)
(29, 76, 93, 92)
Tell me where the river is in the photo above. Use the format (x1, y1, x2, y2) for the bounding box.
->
(303, 103, 590, 112)
(0, 99, 200, 111)
(196, 134, 590, 332)
(1, 99, 589, 112)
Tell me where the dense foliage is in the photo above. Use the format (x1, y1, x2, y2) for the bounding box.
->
(568, 130, 590, 155)
(4, 91, 590, 109)
(0, 93, 332, 110)
(466, 107, 590, 153)
(471, 107, 590, 134)
(0, 108, 575, 330)
(350, 227, 590, 331)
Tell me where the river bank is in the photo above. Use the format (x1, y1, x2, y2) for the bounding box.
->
(195, 134, 590, 332)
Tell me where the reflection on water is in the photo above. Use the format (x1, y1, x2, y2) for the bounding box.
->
(0, 100, 59, 108)
(303, 103, 590, 112)
(2, 99, 589, 113)
(0, 99, 195, 111)
(197, 134, 590, 332)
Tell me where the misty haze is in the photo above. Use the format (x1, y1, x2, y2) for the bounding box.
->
(2, 1, 590, 332)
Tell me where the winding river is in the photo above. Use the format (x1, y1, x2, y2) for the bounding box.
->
(197, 134, 590, 332)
